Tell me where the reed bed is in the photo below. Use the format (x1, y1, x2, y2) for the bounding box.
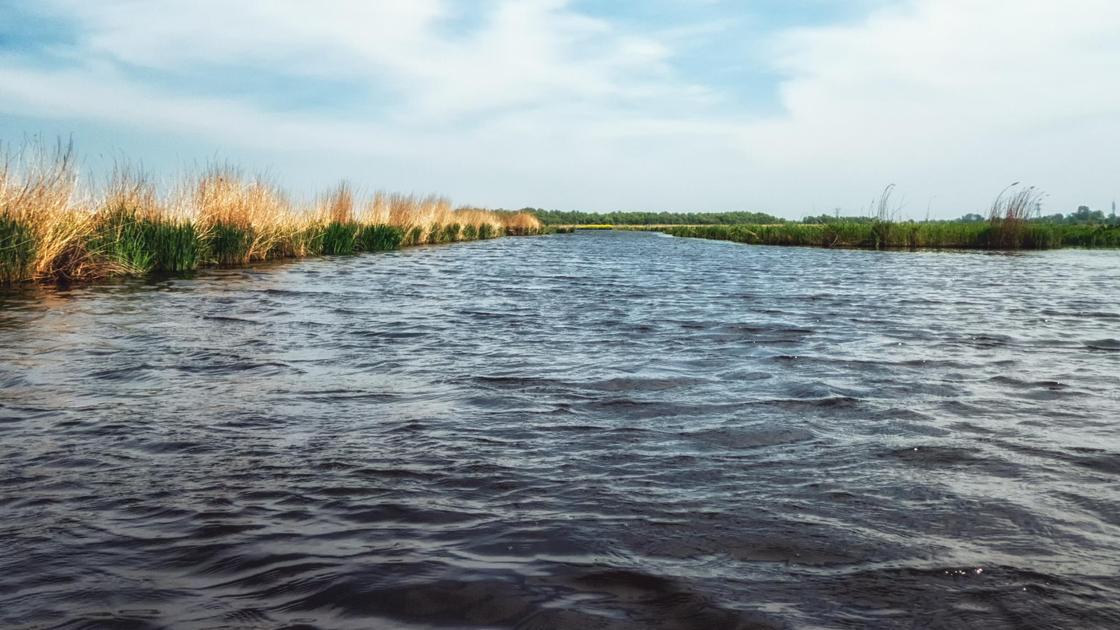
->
(633, 185, 1120, 250)
(653, 221, 1120, 250)
(0, 144, 541, 285)
(545, 183, 1120, 251)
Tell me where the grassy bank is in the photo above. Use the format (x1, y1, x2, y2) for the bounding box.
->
(649, 221, 1120, 250)
(0, 144, 542, 285)
(534, 185, 1120, 251)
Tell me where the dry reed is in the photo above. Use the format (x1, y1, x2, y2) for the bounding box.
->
(0, 140, 102, 282)
(0, 142, 542, 285)
(988, 183, 1044, 249)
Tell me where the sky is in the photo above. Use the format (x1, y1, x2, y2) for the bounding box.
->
(1, 0, 1118, 219)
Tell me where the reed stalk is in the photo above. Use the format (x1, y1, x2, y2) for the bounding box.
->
(0, 141, 542, 285)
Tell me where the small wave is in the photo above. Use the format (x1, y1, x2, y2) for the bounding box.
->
(201, 314, 260, 324)
(1085, 338, 1120, 351)
(1072, 453, 1120, 475)
(683, 426, 815, 450)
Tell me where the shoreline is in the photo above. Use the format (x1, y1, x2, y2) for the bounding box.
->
(551, 223, 1120, 250)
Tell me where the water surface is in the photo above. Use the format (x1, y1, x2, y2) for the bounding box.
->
(2, 231, 1119, 628)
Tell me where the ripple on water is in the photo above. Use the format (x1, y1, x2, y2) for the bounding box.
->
(1, 231, 1119, 628)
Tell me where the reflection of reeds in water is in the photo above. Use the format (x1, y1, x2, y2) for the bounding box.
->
(0, 142, 541, 285)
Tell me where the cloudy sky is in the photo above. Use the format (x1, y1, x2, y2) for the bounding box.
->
(1, 0, 1117, 218)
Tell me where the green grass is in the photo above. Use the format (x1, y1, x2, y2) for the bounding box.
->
(358, 224, 404, 251)
(92, 208, 207, 274)
(1046, 224, 1120, 248)
(206, 222, 254, 266)
(92, 208, 153, 273)
(142, 221, 203, 272)
(0, 216, 35, 284)
(321, 221, 359, 256)
(79, 217, 490, 280)
(654, 221, 1120, 250)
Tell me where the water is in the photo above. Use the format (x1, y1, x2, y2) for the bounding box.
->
(2, 230, 1119, 629)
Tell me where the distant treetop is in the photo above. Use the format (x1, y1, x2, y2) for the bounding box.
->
(527, 209, 786, 226)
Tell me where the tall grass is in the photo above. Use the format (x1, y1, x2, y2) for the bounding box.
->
(0, 141, 100, 282)
(318, 182, 359, 255)
(651, 184, 1119, 251)
(504, 211, 543, 236)
(0, 215, 35, 284)
(0, 142, 543, 285)
(657, 220, 1120, 250)
(987, 184, 1043, 249)
(90, 167, 205, 274)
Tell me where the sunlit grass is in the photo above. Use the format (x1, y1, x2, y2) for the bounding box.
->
(0, 141, 543, 285)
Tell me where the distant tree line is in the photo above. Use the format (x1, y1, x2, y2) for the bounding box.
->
(800, 214, 880, 225)
(1035, 205, 1120, 225)
(526, 209, 786, 226)
(955, 205, 1119, 225)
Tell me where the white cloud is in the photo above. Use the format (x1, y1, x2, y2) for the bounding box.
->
(1, 0, 1119, 215)
(738, 0, 1120, 215)
(34, 0, 686, 122)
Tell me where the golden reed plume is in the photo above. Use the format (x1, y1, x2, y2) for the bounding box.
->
(0, 141, 542, 284)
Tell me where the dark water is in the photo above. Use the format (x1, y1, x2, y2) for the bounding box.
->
(2, 231, 1119, 629)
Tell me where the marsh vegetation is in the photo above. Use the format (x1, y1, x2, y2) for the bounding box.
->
(543, 186, 1120, 251)
(653, 220, 1120, 250)
(0, 142, 541, 285)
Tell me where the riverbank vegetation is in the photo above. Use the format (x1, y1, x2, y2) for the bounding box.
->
(652, 221, 1120, 250)
(530, 185, 1120, 251)
(654, 185, 1120, 250)
(0, 143, 541, 285)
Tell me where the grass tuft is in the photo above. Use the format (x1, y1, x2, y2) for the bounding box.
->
(358, 224, 404, 251)
(321, 221, 359, 256)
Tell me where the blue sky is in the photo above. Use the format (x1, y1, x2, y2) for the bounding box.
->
(1, 0, 1118, 218)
